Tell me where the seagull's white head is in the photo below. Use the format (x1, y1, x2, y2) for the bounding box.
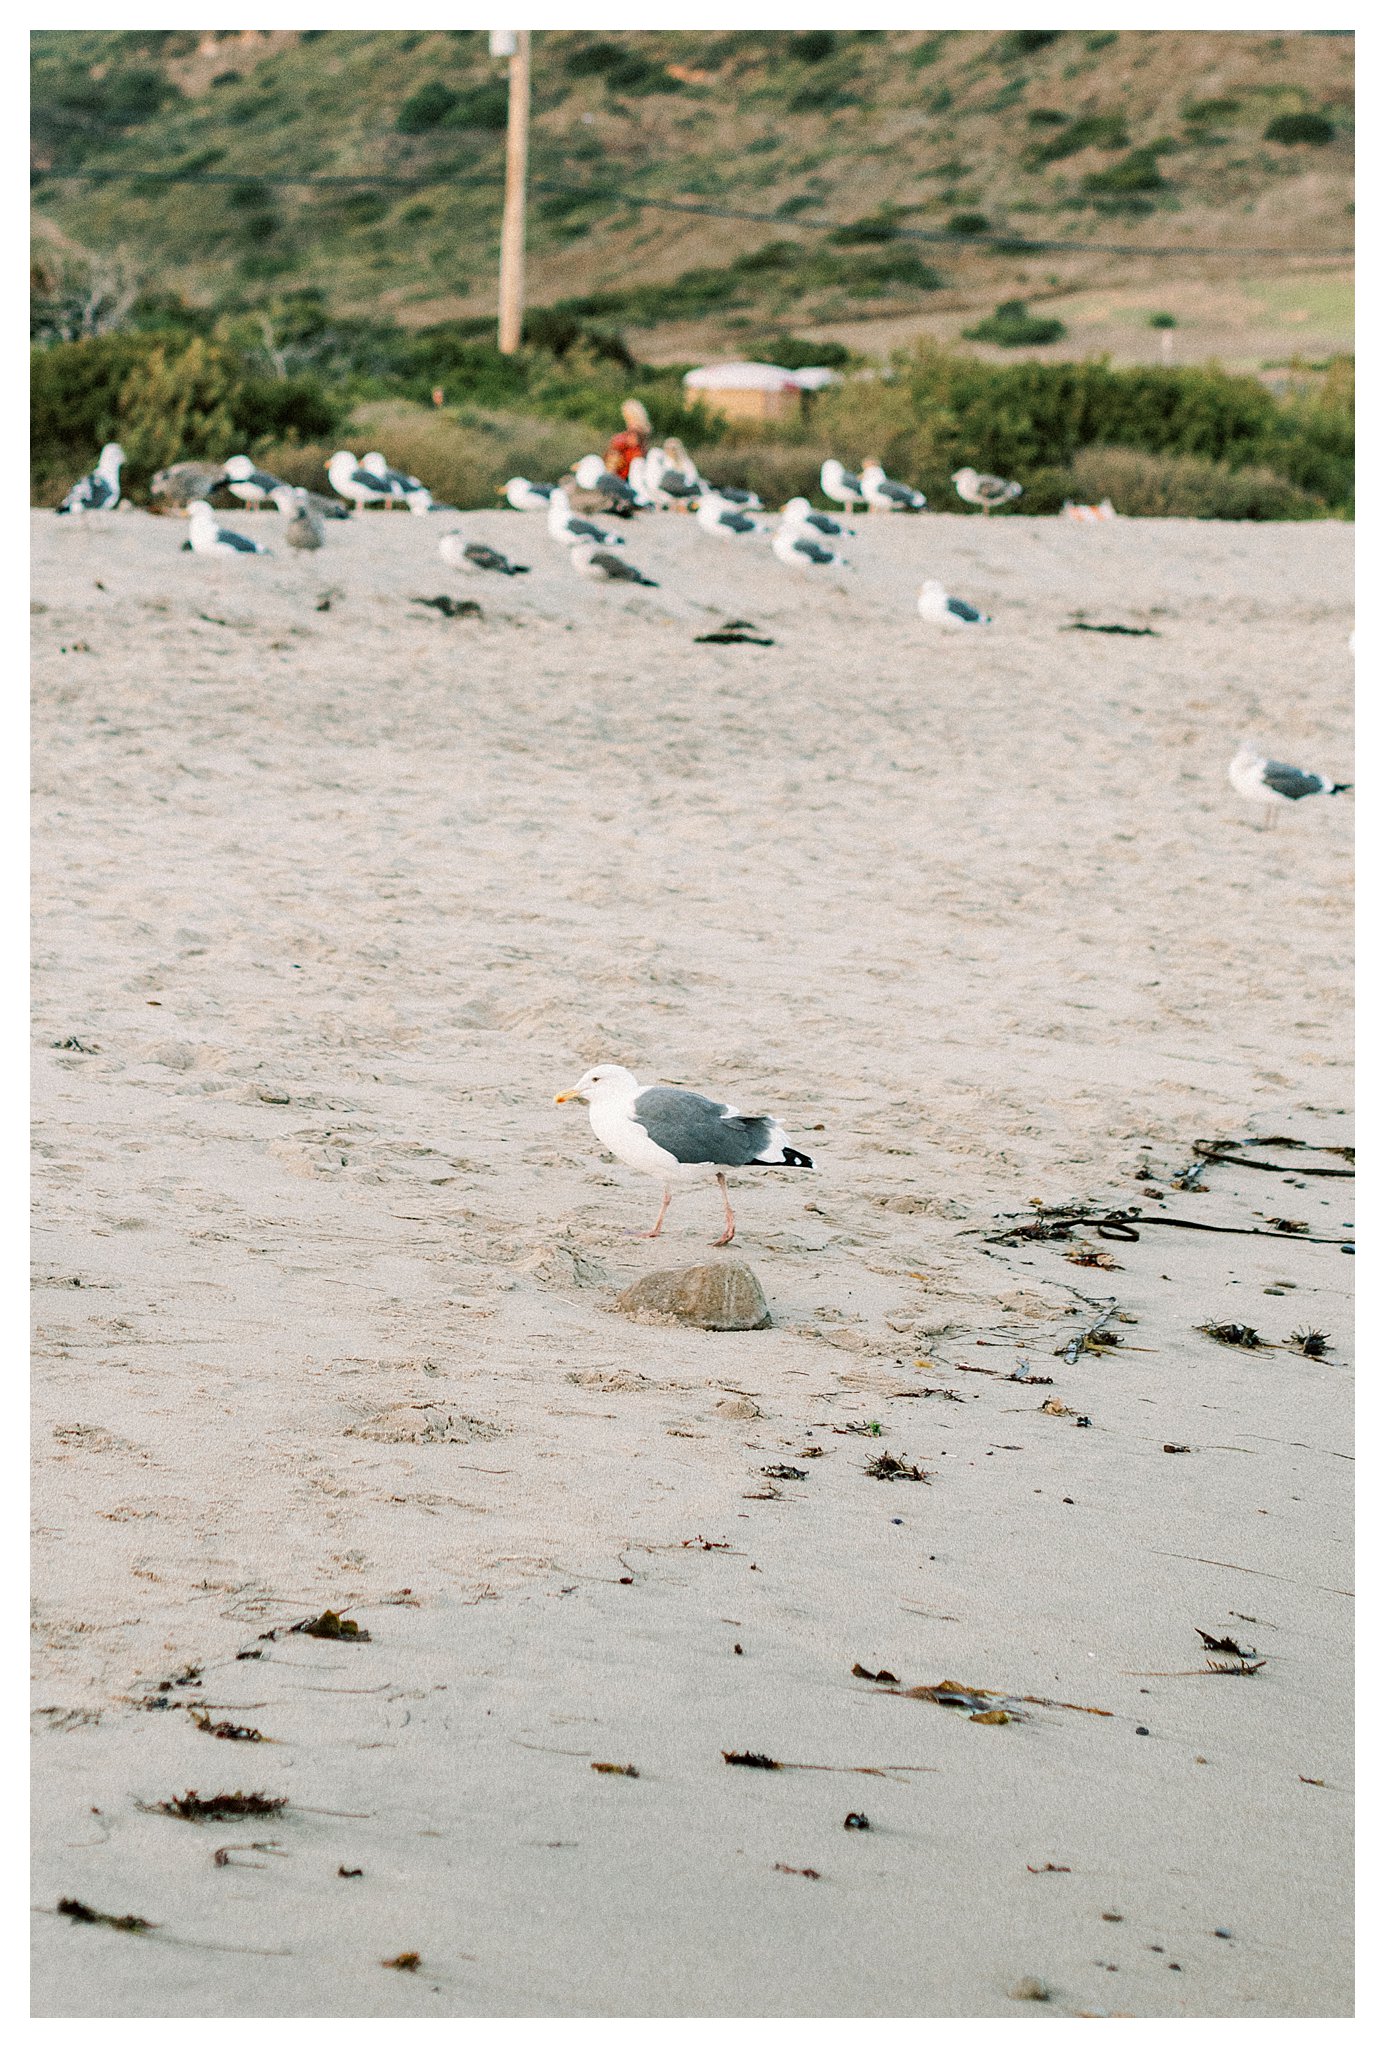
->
(99, 443, 126, 471)
(781, 497, 810, 518)
(224, 455, 254, 480)
(574, 455, 606, 489)
(549, 488, 571, 512)
(555, 1063, 638, 1106)
(330, 450, 357, 466)
(187, 499, 215, 519)
(952, 467, 977, 486)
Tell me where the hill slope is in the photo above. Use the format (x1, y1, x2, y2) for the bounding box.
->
(32, 28, 1353, 358)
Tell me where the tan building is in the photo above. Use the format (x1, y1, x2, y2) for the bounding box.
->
(682, 361, 838, 425)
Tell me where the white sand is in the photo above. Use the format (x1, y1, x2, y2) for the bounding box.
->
(31, 505, 1352, 2017)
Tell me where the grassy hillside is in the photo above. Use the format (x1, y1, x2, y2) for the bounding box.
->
(32, 28, 1353, 353)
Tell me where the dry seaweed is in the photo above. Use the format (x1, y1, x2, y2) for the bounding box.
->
(723, 1750, 781, 1770)
(382, 1951, 422, 1971)
(1027, 1863, 1071, 1874)
(851, 1664, 900, 1685)
(1289, 1327, 1332, 1357)
(1195, 1628, 1254, 1657)
(290, 1611, 371, 1641)
(844, 1812, 870, 1830)
(760, 1464, 807, 1481)
(58, 1897, 155, 1933)
(590, 1761, 639, 1777)
(190, 1712, 264, 1743)
(142, 1789, 287, 1823)
(773, 1863, 821, 1879)
(412, 595, 481, 619)
(1198, 1322, 1263, 1349)
(864, 1453, 930, 1483)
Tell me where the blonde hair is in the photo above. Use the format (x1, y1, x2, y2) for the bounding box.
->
(621, 398, 652, 435)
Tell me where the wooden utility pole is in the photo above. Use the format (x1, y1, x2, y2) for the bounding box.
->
(496, 29, 530, 355)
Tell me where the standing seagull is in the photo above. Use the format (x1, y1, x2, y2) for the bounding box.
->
(328, 450, 389, 510)
(862, 460, 927, 513)
(186, 500, 272, 556)
(555, 1063, 814, 1244)
(547, 488, 626, 549)
(439, 532, 529, 576)
(363, 453, 433, 515)
(821, 459, 865, 512)
(952, 466, 1023, 514)
(574, 455, 650, 511)
(224, 454, 289, 509)
(772, 526, 849, 573)
(57, 442, 125, 514)
(570, 544, 657, 587)
(917, 579, 991, 628)
(781, 496, 853, 538)
(271, 484, 325, 551)
(1228, 743, 1352, 828)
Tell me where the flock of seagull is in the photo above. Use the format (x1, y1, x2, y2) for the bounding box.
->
(53, 435, 1350, 823)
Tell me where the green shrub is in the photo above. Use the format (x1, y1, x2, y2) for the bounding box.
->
(1028, 111, 1128, 163)
(1185, 96, 1240, 123)
(1083, 148, 1166, 195)
(1149, 311, 1178, 329)
(1069, 445, 1324, 519)
(789, 31, 838, 63)
(565, 39, 680, 93)
(1265, 111, 1334, 146)
(947, 212, 991, 235)
(964, 300, 1067, 346)
(829, 210, 900, 244)
(1027, 107, 1068, 126)
(1005, 30, 1062, 56)
(397, 80, 459, 132)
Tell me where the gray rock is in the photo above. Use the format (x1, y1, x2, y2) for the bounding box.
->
(615, 1262, 771, 1331)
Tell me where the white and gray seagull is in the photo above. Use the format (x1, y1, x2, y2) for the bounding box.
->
(555, 1063, 814, 1244)
(574, 454, 650, 510)
(328, 450, 388, 509)
(363, 452, 433, 515)
(271, 484, 325, 550)
(1228, 742, 1352, 828)
(186, 499, 272, 557)
(547, 488, 626, 549)
(917, 578, 991, 628)
(780, 496, 853, 538)
(821, 458, 865, 511)
(569, 544, 658, 586)
(57, 442, 125, 515)
(952, 465, 1023, 514)
(772, 526, 850, 573)
(224, 454, 290, 509)
(862, 460, 927, 513)
(439, 531, 530, 576)
(696, 492, 768, 539)
(502, 476, 556, 512)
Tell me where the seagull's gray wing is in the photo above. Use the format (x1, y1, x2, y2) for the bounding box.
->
(633, 1087, 774, 1166)
(794, 536, 835, 564)
(946, 596, 983, 622)
(220, 528, 263, 553)
(1261, 760, 1326, 800)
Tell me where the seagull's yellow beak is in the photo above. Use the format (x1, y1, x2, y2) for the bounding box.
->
(554, 1089, 579, 1104)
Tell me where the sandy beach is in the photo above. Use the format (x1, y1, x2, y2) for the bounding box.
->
(31, 503, 1352, 2017)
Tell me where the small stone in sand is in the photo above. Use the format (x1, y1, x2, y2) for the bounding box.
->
(615, 1263, 770, 1330)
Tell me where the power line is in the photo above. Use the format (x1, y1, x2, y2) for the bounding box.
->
(32, 162, 1354, 260)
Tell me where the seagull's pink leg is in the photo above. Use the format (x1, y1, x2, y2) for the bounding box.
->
(639, 1186, 672, 1239)
(713, 1173, 736, 1247)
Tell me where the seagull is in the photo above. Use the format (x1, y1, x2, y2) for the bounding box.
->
(271, 484, 325, 550)
(439, 532, 529, 576)
(656, 440, 761, 509)
(574, 455, 649, 510)
(224, 454, 289, 509)
(696, 494, 768, 539)
(821, 459, 865, 511)
(555, 1063, 814, 1244)
(363, 452, 433, 515)
(328, 450, 390, 509)
(570, 544, 658, 586)
(501, 476, 556, 512)
(772, 526, 849, 573)
(547, 488, 626, 549)
(917, 579, 991, 628)
(151, 460, 229, 510)
(862, 460, 926, 513)
(780, 496, 853, 538)
(56, 442, 125, 514)
(1228, 743, 1352, 828)
(636, 453, 700, 510)
(186, 500, 272, 556)
(952, 466, 1023, 514)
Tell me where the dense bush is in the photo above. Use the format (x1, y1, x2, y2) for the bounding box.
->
(1265, 111, 1335, 146)
(963, 300, 1067, 346)
(1026, 112, 1128, 164)
(1083, 147, 1166, 195)
(397, 80, 460, 132)
(1068, 446, 1324, 519)
(565, 40, 680, 93)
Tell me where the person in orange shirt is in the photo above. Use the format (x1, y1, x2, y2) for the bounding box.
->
(603, 398, 651, 480)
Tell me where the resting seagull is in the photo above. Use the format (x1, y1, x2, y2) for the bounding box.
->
(1228, 743, 1351, 828)
(439, 532, 529, 576)
(697, 493, 768, 539)
(781, 496, 853, 538)
(952, 466, 1023, 514)
(57, 442, 125, 515)
(186, 500, 272, 556)
(638, 453, 700, 509)
(224, 455, 289, 509)
(772, 526, 849, 573)
(917, 579, 991, 628)
(502, 476, 556, 512)
(328, 450, 389, 510)
(548, 488, 626, 549)
(570, 544, 658, 587)
(821, 459, 865, 511)
(271, 484, 325, 550)
(862, 461, 927, 513)
(574, 455, 649, 510)
(555, 1063, 814, 1244)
